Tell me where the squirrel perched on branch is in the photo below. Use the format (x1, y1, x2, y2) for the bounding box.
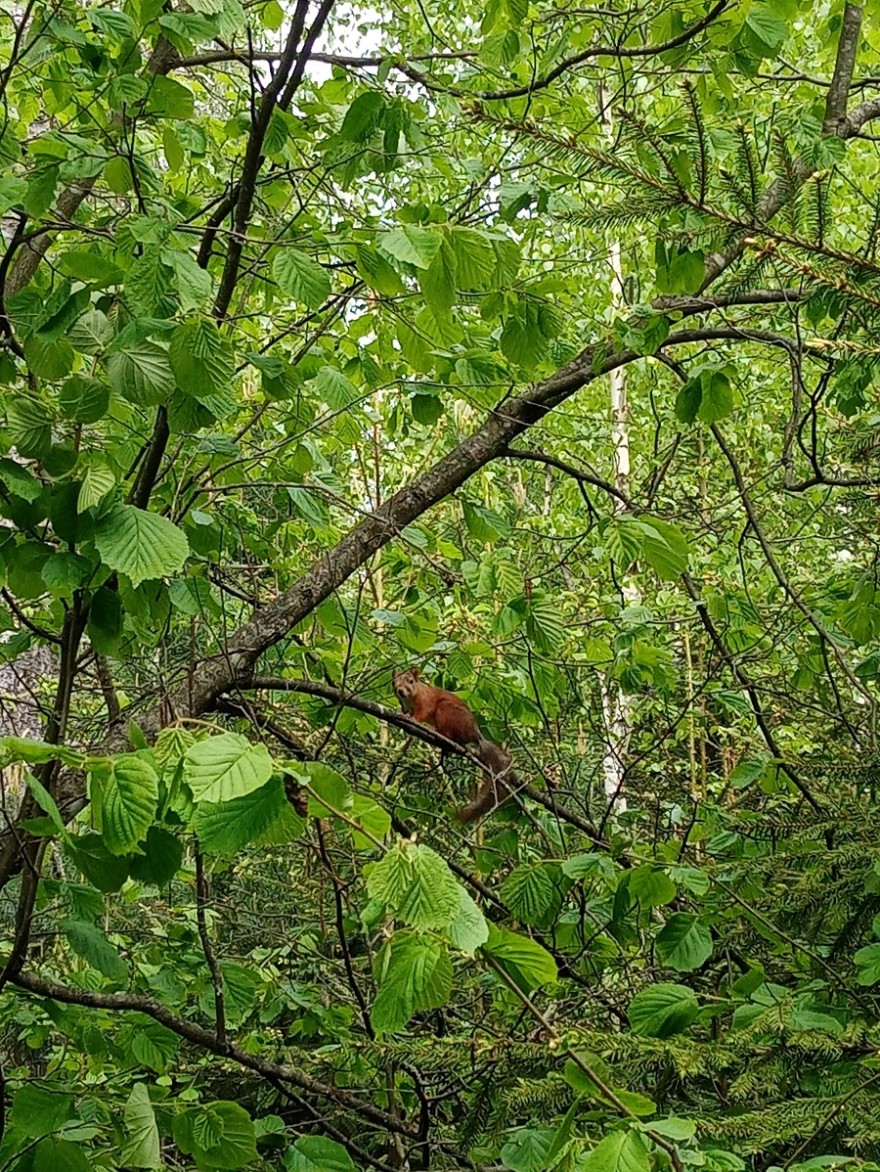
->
(392, 667, 516, 821)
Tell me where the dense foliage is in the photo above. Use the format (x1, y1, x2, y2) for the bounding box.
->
(3, 0, 880, 1168)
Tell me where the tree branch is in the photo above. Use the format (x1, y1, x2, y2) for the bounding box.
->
(823, 3, 863, 133)
(10, 970, 421, 1138)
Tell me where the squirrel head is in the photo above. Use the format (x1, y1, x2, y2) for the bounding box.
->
(392, 666, 420, 702)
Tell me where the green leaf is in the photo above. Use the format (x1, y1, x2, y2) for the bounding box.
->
(87, 7, 135, 37)
(286, 1136, 355, 1172)
(655, 913, 714, 972)
(482, 924, 557, 991)
(33, 1138, 91, 1172)
(606, 517, 644, 569)
(628, 865, 676, 907)
(7, 396, 53, 456)
(59, 249, 124, 287)
(42, 551, 91, 595)
(379, 226, 442, 270)
(9, 1083, 75, 1137)
(165, 249, 214, 312)
(23, 336, 74, 382)
(173, 1102, 258, 1170)
(107, 340, 175, 404)
(581, 1131, 650, 1172)
(675, 378, 702, 423)
(0, 457, 42, 501)
(63, 918, 129, 981)
(639, 518, 689, 580)
(349, 793, 392, 849)
(148, 75, 194, 119)
(500, 1127, 555, 1172)
(462, 501, 510, 542)
(163, 126, 186, 171)
(104, 155, 134, 194)
(313, 365, 358, 408)
(744, 7, 788, 53)
(169, 319, 236, 409)
(87, 586, 124, 654)
(94, 504, 190, 586)
(340, 91, 385, 141)
(420, 238, 457, 312)
(356, 245, 405, 295)
(121, 1083, 161, 1169)
(367, 841, 461, 931)
(446, 887, 489, 954)
(69, 309, 114, 354)
(193, 776, 289, 854)
(448, 227, 497, 290)
(78, 460, 116, 512)
(128, 827, 183, 885)
(636, 1117, 696, 1141)
(698, 370, 734, 422)
(501, 863, 562, 926)
(272, 248, 331, 308)
(99, 754, 159, 854)
(854, 942, 880, 985)
(185, 732, 274, 803)
(628, 983, 699, 1037)
(371, 933, 445, 1034)
(59, 376, 110, 423)
(65, 832, 130, 892)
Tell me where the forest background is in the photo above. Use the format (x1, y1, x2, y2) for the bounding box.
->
(1, 0, 880, 1168)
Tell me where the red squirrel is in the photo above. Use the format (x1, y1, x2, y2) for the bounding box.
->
(392, 667, 515, 821)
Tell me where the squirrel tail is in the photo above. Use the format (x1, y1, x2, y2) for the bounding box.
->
(457, 736, 516, 823)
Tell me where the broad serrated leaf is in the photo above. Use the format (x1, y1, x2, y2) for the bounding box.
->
(286, 1136, 355, 1172)
(606, 518, 644, 569)
(313, 365, 358, 409)
(99, 754, 159, 854)
(7, 396, 53, 456)
(107, 340, 175, 404)
(94, 504, 189, 586)
(192, 775, 287, 853)
(483, 924, 557, 991)
(184, 732, 274, 803)
(446, 887, 489, 954)
(501, 863, 562, 926)
(628, 982, 699, 1037)
(165, 250, 214, 312)
(59, 376, 110, 423)
(655, 913, 714, 972)
(128, 826, 183, 885)
(63, 918, 129, 981)
(0, 457, 42, 502)
(449, 226, 496, 290)
(367, 842, 461, 931)
(169, 319, 235, 407)
(580, 1131, 650, 1172)
(78, 460, 117, 512)
(272, 248, 331, 308)
(372, 933, 445, 1034)
(68, 309, 114, 354)
(639, 518, 689, 580)
(462, 501, 509, 542)
(379, 226, 442, 270)
(173, 1102, 257, 1170)
(121, 1083, 160, 1169)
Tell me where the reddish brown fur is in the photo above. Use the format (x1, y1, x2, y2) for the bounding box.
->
(393, 667, 516, 822)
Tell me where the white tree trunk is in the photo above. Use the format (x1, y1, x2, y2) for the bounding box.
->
(598, 92, 638, 818)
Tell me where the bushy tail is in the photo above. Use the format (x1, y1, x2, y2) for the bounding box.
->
(457, 736, 518, 823)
